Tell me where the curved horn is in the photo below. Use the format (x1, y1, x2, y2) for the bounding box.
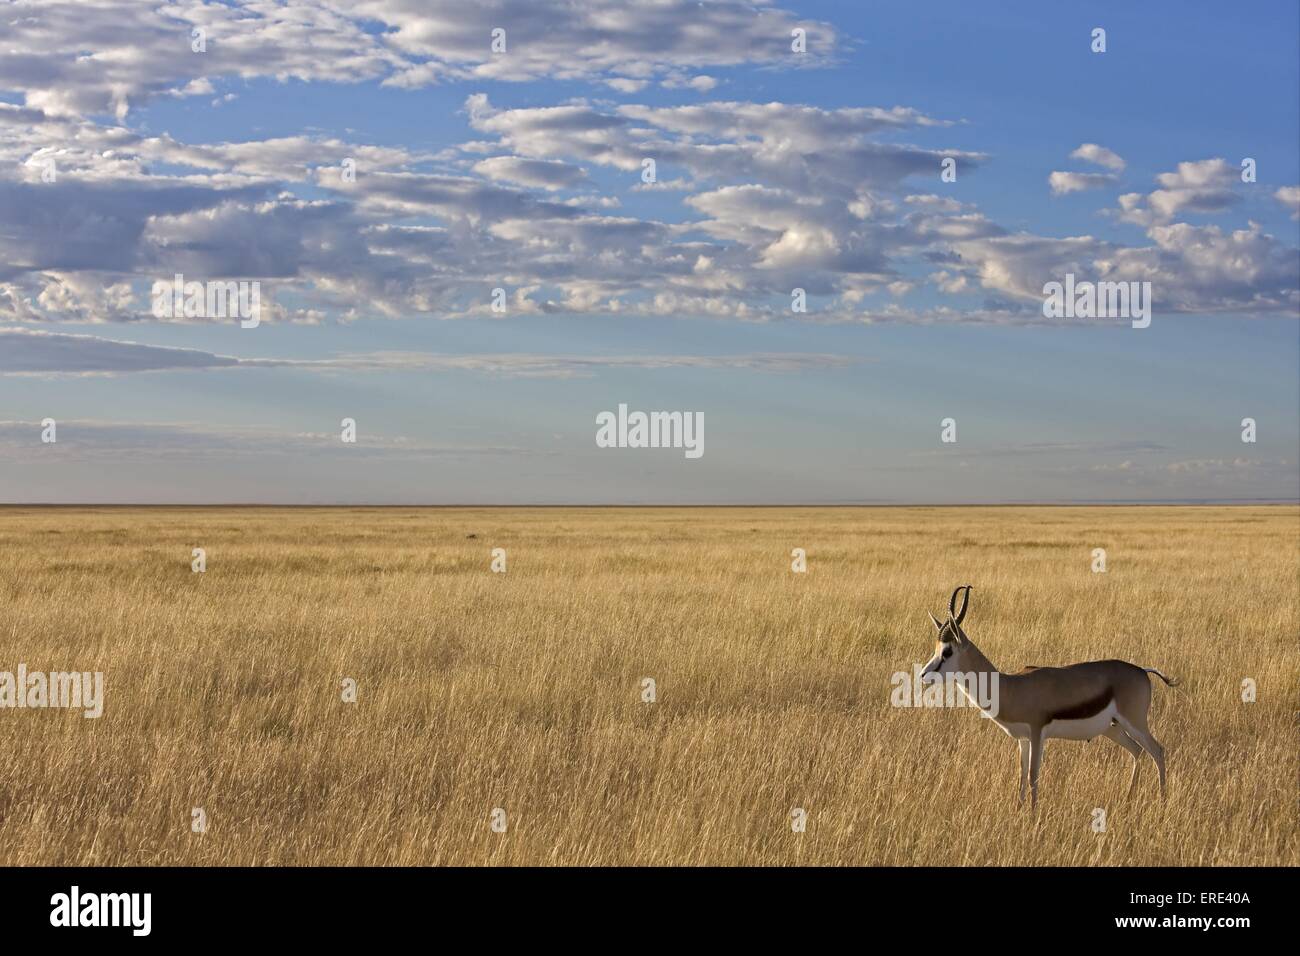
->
(948, 586, 964, 619)
(928, 611, 943, 632)
(954, 585, 972, 626)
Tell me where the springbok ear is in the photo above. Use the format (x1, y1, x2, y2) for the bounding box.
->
(928, 611, 943, 632)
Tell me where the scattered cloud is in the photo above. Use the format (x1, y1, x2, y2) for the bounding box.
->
(1275, 185, 1300, 220)
(0, 1, 836, 118)
(1049, 170, 1118, 195)
(470, 156, 588, 191)
(1070, 143, 1126, 172)
(1117, 158, 1241, 224)
(0, 6, 1293, 329)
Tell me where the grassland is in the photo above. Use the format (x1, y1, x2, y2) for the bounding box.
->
(0, 505, 1294, 866)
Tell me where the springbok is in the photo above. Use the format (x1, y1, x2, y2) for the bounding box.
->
(918, 585, 1176, 807)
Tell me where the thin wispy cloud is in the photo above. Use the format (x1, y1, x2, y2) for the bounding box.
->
(0, 418, 530, 461)
(0, 328, 861, 378)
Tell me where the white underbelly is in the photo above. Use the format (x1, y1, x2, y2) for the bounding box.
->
(1044, 703, 1117, 741)
(989, 704, 1118, 742)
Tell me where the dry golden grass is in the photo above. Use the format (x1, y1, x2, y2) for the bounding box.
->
(0, 505, 1294, 866)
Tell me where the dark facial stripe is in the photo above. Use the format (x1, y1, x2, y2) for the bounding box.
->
(1049, 688, 1112, 721)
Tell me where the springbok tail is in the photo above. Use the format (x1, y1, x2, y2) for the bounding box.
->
(1144, 667, 1180, 688)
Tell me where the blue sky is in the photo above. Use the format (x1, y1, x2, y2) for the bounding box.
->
(0, 0, 1296, 503)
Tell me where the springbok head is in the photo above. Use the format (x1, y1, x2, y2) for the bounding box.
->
(919, 585, 974, 680)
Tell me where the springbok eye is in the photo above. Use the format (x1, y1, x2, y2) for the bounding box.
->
(942, 646, 953, 659)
